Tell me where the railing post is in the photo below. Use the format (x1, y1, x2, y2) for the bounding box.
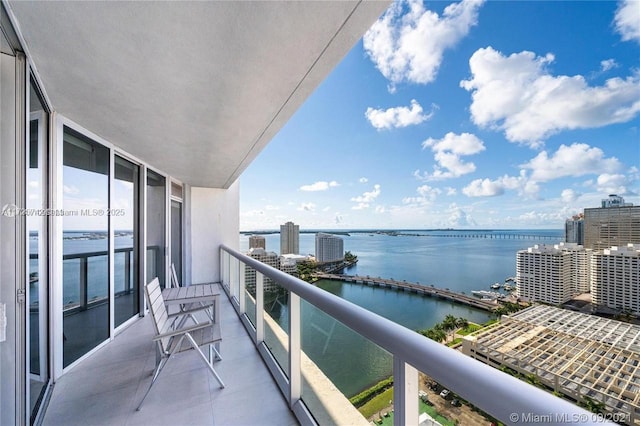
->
(124, 250, 131, 293)
(239, 260, 246, 315)
(219, 249, 224, 287)
(230, 256, 238, 300)
(79, 257, 88, 310)
(222, 249, 230, 289)
(256, 272, 264, 344)
(393, 357, 418, 426)
(289, 292, 301, 407)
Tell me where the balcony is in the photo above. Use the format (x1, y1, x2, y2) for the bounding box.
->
(42, 246, 600, 426)
(41, 283, 297, 426)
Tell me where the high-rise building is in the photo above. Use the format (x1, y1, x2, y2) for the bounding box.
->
(516, 243, 589, 305)
(584, 195, 639, 250)
(279, 254, 309, 277)
(601, 194, 632, 208)
(591, 244, 640, 315)
(280, 221, 299, 255)
(315, 233, 344, 263)
(244, 248, 280, 292)
(249, 235, 266, 249)
(564, 214, 584, 245)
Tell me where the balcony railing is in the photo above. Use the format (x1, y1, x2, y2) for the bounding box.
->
(220, 245, 602, 426)
(29, 246, 160, 313)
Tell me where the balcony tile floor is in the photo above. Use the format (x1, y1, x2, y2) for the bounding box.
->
(42, 286, 298, 426)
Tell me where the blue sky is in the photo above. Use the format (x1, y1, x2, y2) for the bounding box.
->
(240, 0, 640, 231)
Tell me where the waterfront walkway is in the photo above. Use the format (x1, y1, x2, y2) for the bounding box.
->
(315, 274, 498, 312)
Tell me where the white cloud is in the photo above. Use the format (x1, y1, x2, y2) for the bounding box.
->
(418, 132, 485, 180)
(614, 0, 640, 43)
(365, 99, 434, 130)
(462, 178, 505, 197)
(403, 184, 442, 205)
(448, 203, 476, 227)
(521, 143, 622, 182)
(359, 177, 369, 183)
(297, 203, 316, 212)
(351, 184, 381, 210)
(363, 0, 484, 90)
(561, 189, 580, 203)
(335, 213, 343, 224)
(63, 185, 80, 195)
(600, 59, 619, 72)
(299, 181, 339, 191)
(446, 187, 457, 196)
(322, 206, 331, 212)
(460, 47, 640, 146)
(596, 173, 632, 194)
(462, 171, 538, 198)
(375, 205, 386, 214)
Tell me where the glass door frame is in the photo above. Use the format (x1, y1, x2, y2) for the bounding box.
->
(144, 167, 170, 293)
(52, 115, 174, 377)
(112, 150, 145, 333)
(52, 116, 116, 377)
(169, 179, 183, 286)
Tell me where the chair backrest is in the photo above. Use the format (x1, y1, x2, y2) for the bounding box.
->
(170, 263, 181, 288)
(145, 277, 171, 352)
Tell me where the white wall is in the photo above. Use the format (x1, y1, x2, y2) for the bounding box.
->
(190, 180, 239, 283)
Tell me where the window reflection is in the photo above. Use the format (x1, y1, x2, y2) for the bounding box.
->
(114, 156, 139, 327)
(62, 126, 110, 367)
(147, 170, 166, 288)
(28, 78, 49, 421)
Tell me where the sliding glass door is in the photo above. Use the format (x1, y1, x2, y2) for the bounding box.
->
(114, 156, 140, 328)
(62, 127, 110, 367)
(146, 170, 166, 288)
(28, 77, 49, 423)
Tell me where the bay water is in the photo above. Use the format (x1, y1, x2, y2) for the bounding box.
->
(240, 229, 563, 397)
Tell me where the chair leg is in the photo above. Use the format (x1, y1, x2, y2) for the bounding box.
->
(208, 343, 222, 363)
(136, 356, 169, 411)
(185, 333, 225, 389)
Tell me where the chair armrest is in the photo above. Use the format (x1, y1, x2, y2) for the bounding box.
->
(153, 321, 214, 340)
(166, 304, 213, 319)
(177, 303, 215, 315)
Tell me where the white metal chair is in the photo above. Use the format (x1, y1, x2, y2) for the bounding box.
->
(136, 277, 224, 411)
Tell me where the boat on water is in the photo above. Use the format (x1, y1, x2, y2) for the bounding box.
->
(472, 290, 502, 299)
(505, 276, 516, 282)
(504, 284, 512, 291)
(490, 283, 501, 289)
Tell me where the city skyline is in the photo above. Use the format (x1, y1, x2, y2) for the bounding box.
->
(240, 0, 640, 231)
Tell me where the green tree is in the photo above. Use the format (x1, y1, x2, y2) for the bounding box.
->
(579, 396, 605, 414)
(456, 317, 469, 329)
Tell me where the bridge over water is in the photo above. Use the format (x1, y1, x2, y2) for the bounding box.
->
(315, 273, 499, 312)
(395, 232, 558, 240)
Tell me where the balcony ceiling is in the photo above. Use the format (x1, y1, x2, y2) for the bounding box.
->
(8, 1, 389, 188)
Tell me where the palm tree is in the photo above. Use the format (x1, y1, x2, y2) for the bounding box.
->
(456, 317, 469, 329)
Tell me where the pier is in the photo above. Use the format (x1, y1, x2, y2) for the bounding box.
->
(315, 273, 499, 312)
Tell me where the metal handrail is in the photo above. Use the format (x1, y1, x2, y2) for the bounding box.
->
(221, 244, 601, 426)
(42, 246, 160, 312)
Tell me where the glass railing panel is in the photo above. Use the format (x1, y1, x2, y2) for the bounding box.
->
(300, 299, 390, 425)
(87, 255, 108, 304)
(415, 366, 495, 426)
(263, 281, 289, 376)
(242, 261, 257, 326)
(62, 258, 81, 310)
(113, 251, 127, 294)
